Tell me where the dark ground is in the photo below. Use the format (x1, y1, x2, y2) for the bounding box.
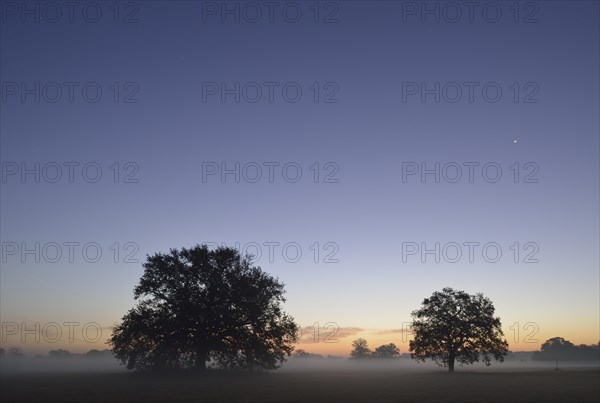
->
(1, 368, 598, 402)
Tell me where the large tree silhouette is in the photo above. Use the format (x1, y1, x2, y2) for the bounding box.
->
(409, 288, 508, 372)
(109, 245, 298, 371)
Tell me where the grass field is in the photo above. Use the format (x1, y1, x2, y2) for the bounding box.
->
(1, 368, 599, 402)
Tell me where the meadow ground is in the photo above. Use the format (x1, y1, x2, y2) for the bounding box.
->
(1, 367, 599, 402)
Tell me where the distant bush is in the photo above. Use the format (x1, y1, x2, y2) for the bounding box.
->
(49, 349, 71, 358)
(293, 349, 324, 359)
(372, 343, 400, 359)
(85, 349, 113, 358)
(8, 347, 24, 358)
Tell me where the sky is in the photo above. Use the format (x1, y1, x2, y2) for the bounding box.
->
(1, 0, 599, 356)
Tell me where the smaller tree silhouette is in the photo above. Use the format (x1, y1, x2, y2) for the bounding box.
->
(350, 338, 371, 359)
(373, 343, 400, 359)
(532, 337, 599, 362)
(409, 288, 508, 372)
(541, 337, 575, 352)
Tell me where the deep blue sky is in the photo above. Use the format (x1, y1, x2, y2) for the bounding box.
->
(1, 0, 598, 354)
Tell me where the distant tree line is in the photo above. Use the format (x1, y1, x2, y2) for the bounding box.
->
(292, 337, 600, 365)
(0, 347, 24, 358)
(293, 349, 325, 359)
(293, 341, 401, 360)
(349, 338, 401, 359)
(292, 350, 343, 359)
(0, 348, 113, 358)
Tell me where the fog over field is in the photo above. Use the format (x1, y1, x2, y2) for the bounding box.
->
(0, 354, 124, 374)
(2, 353, 599, 375)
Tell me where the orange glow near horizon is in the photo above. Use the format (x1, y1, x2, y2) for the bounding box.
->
(1, 325, 598, 357)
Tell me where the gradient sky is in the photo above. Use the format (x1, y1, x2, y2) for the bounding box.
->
(1, 0, 599, 356)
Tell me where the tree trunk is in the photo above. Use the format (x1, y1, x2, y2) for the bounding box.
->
(448, 350, 455, 373)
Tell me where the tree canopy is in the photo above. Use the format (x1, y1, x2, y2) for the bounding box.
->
(409, 287, 508, 372)
(109, 245, 298, 371)
(350, 338, 371, 359)
(372, 343, 400, 359)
